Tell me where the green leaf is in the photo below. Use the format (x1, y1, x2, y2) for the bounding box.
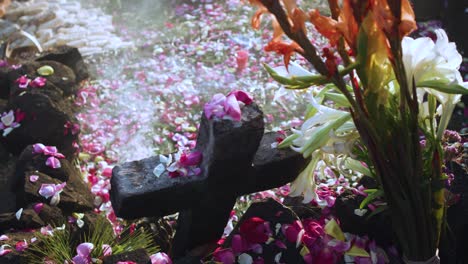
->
(302, 113, 352, 157)
(359, 189, 384, 209)
(344, 158, 372, 176)
(417, 79, 468, 95)
(366, 204, 388, 219)
(278, 133, 299, 149)
(324, 92, 351, 107)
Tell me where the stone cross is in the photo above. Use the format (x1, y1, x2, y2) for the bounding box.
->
(110, 102, 308, 260)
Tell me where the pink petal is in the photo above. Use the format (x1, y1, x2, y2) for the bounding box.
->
(117, 262, 136, 264)
(204, 93, 226, 119)
(45, 156, 61, 168)
(102, 244, 112, 256)
(231, 234, 245, 254)
(178, 151, 203, 167)
(213, 248, 235, 264)
(32, 143, 46, 154)
(76, 242, 94, 257)
(39, 184, 56, 199)
(30, 77, 47, 88)
(150, 252, 172, 264)
(0, 245, 12, 256)
(33, 203, 44, 214)
(0, 235, 9, 241)
(72, 255, 89, 264)
(29, 175, 39, 182)
(274, 240, 287, 249)
(43, 146, 58, 155)
(15, 241, 28, 252)
(224, 94, 241, 121)
(228, 90, 253, 105)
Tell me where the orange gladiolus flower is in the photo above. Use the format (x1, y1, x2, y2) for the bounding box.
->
(264, 41, 303, 68)
(373, 0, 416, 38)
(309, 9, 341, 46)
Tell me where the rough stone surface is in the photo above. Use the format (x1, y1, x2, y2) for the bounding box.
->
(223, 198, 305, 264)
(0, 208, 44, 232)
(2, 93, 78, 158)
(36, 45, 89, 82)
(22, 171, 93, 213)
(0, 156, 16, 192)
(15, 145, 73, 185)
(102, 248, 151, 264)
(0, 192, 16, 214)
(26, 202, 65, 226)
(0, 66, 11, 99)
(333, 190, 394, 247)
(7, 60, 77, 97)
(283, 196, 322, 219)
(0, 231, 36, 264)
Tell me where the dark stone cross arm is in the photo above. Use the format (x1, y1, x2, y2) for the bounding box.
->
(110, 103, 308, 259)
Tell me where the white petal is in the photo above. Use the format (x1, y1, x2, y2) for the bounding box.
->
(238, 253, 253, 264)
(0, 111, 14, 127)
(153, 164, 166, 178)
(16, 208, 23, 220)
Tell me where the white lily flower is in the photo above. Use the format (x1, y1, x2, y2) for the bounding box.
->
(402, 29, 467, 139)
(291, 96, 351, 157)
(289, 155, 319, 204)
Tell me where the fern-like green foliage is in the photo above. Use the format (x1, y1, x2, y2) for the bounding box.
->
(25, 214, 159, 264)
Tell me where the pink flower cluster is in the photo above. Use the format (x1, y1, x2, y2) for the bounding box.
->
(0, 109, 25, 137)
(15, 75, 47, 89)
(32, 143, 65, 169)
(204, 90, 253, 121)
(213, 217, 272, 264)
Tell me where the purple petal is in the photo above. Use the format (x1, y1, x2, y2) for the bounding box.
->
(76, 242, 94, 257)
(231, 234, 244, 254)
(46, 156, 61, 168)
(228, 90, 253, 105)
(274, 240, 287, 249)
(224, 94, 241, 121)
(72, 255, 89, 264)
(150, 252, 172, 264)
(43, 146, 58, 155)
(327, 239, 351, 253)
(39, 184, 56, 199)
(179, 151, 203, 167)
(32, 143, 46, 154)
(29, 175, 39, 182)
(213, 248, 235, 264)
(102, 244, 112, 256)
(204, 93, 226, 119)
(33, 203, 44, 214)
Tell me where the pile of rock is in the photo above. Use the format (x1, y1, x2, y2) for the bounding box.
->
(2, 0, 132, 56)
(0, 45, 96, 263)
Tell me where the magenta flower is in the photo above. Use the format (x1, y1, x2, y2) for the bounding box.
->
(228, 90, 253, 105)
(150, 252, 172, 264)
(29, 175, 39, 182)
(15, 75, 30, 89)
(178, 151, 202, 167)
(32, 143, 65, 168)
(38, 182, 66, 206)
(239, 217, 271, 244)
(32, 143, 46, 154)
(30, 77, 47, 88)
(223, 94, 242, 121)
(282, 220, 304, 246)
(46, 156, 61, 169)
(203, 91, 254, 121)
(15, 240, 28, 252)
(204, 93, 226, 119)
(72, 242, 94, 264)
(212, 248, 235, 264)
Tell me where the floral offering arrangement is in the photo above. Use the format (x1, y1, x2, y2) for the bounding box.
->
(246, 0, 467, 262)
